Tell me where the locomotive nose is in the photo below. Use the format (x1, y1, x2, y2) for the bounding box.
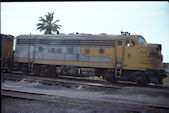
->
(148, 44, 162, 57)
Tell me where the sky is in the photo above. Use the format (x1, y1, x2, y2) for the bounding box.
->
(1, 1, 169, 62)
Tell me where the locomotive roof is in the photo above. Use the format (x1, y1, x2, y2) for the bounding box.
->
(16, 34, 142, 40)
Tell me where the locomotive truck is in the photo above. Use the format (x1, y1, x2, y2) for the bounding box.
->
(13, 32, 166, 85)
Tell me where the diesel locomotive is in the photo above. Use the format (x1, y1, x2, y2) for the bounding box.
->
(13, 32, 166, 85)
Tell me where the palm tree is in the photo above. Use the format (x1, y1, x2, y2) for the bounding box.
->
(37, 12, 62, 34)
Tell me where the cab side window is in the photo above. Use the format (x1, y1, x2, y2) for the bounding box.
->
(126, 40, 130, 47)
(126, 40, 135, 47)
(118, 41, 122, 46)
(131, 40, 135, 46)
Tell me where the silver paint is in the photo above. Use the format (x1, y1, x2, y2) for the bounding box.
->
(15, 45, 112, 63)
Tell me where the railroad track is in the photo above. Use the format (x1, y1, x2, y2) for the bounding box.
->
(2, 72, 169, 112)
(1, 72, 169, 93)
(1, 72, 122, 90)
(1, 88, 169, 112)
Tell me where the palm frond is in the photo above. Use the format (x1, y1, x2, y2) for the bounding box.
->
(52, 20, 60, 24)
(37, 12, 62, 34)
(39, 17, 47, 23)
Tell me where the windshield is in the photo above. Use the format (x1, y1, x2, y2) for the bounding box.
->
(137, 36, 146, 44)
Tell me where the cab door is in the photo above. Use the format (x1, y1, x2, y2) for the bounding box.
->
(123, 39, 136, 70)
(115, 40, 124, 78)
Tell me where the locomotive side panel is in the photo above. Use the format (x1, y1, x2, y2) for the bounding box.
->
(15, 37, 115, 68)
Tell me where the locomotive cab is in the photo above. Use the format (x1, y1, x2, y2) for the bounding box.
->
(121, 35, 166, 85)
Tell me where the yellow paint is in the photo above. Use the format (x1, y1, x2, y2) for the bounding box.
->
(122, 39, 162, 70)
(80, 46, 115, 58)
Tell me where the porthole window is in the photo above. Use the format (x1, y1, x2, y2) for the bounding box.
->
(99, 48, 104, 54)
(118, 41, 122, 46)
(85, 49, 90, 54)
